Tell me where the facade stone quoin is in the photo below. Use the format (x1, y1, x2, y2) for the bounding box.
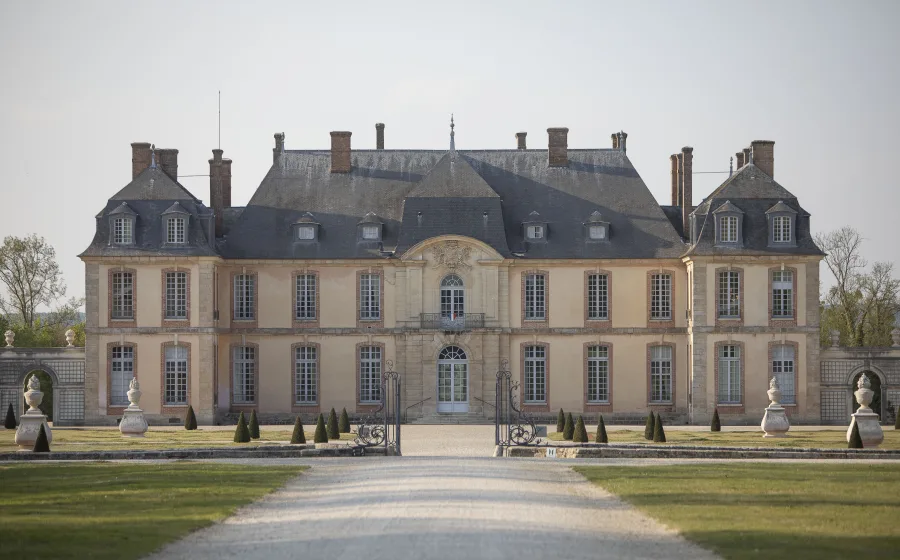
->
(78, 130, 832, 426)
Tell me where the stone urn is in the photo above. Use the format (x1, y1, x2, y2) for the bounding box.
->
(126, 378, 142, 408)
(120, 377, 148, 437)
(4, 330, 13, 348)
(65, 329, 75, 347)
(24, 374, 43, 412)
(767, 379, 782, 406)
(847, 374, 883, 448)
(761, 376, 790, 438)
(15, 375, 52, 449)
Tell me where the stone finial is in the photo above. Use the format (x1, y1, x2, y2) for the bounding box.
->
(857, 373, 870, 390)
(127, 377, 142, 408)
(28, 375, 40, 391)
(761, 375, 790, 437)
(24, 375, 43, 412)
(4, 330, 13, 347)
(65, 329, 75, 347)
(767, 376, 782, 406)
(830, 330, 841, 348)
(121, 376, 148, 437)
(892, 328, 900, 347)
(854, 373, 874, 410)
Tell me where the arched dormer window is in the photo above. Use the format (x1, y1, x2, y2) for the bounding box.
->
(292, 212, 320, 242)
(766, 201, 797, 246)
(358, 212, 383, 242)
(523, 210, 547, 242)
(713, 200, 744, 246)
(108, 202, 136, 245)
(162, 202, 190, 246)
(584, 210, 610, 242)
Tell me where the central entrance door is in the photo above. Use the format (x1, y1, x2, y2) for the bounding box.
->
(437, 346, 469, 413)
(440, 275, 465, 329)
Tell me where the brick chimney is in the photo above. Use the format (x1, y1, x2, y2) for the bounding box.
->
(157, 148, 178, 181)
(611, 133, 619, 150)
(131, 142, 152, 179)
(273, 133, 285, 164)
(735, 151, 745, 169)
(751, 140, 774, 177)
(681, 147, 693, 240)
(376, 123, 385, 150)
(547, 127, 569, 167)
(670, 154, 679, 205)
(516, 132, 527, 150)
(209, 149, 225, 237)
(330, 131, 352, 173)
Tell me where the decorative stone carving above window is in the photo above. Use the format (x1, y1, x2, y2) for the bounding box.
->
(584, 210, 610, 242)
(431, 241, 472, 271)
(358, 212, 383, 242)
(161, 202, 190, 246)
(292, 212, 320, 242)
(523, 210, 547, 242)
(766, 201, 797, 247)
(108, 202, 137, 245)
(712, 200, 744, 246)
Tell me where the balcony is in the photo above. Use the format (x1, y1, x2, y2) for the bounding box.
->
(420, 313, 485, 330)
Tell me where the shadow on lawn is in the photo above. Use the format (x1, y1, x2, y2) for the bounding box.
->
(683, 530, 900, 560)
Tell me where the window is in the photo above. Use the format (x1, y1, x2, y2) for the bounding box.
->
(524, 345, 546, 403)
(233, 274, 255, 320)
(526, 225, 543, 239)
(110, 346, 134, 406)
(720, 215, 738, 243)
(232, 346, 255, 404)
(165, 271, 187, 320)
(361, 225, 380, 240)
(524, 273, 546, 320)
(587, 273, 608, 320)
(164, 345, 188, 405)
(359, 273, 381, 320)
(717, 271, 740, 318)
(166, 217, 186, 244)
(114, 218, 133, 244)
(772, 216, 791, 243)
(111, 271, 134, 320)
(650, 273, 672, 320)
(359, 346, 382, 403)
(294, 346, 318, 404)
(587, 345, 609, 403)
(295, 274, 317, 320)
(718, 344, 741, 404)
(772, 345, 796, 405)
(649, 345, 673, 403)
(772, 270, 793, 318)
(588, 225, 606, 240)
(296, 226, 315, 240)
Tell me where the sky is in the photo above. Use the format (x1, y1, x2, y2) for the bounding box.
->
(1, 0, 898, 309)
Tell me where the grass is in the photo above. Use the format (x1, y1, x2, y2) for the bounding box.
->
(0, 427, 356, 452)
(547, 428, 900, 449)
(0, 462, 306, 559)
(575, 463, 900, 560)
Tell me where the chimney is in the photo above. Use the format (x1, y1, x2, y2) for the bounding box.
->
(376, 123, 385, 150)
(750, 140, 774, 177)
(735, 151, 745, 169)
(330, 131, 352, 173)
(157, 148, 178, 181)
(617, 131, 628, 153)
(670, 154, 679, 206)
(131, 142, 152, 178)
(611, 133, 619, 150)
(273, 133, 285, 164)
(516, 132, 527, 150)
(681, 147, 693, 241)
(547, 127, 569, 167)
(209, 149, 224, 237)
(221, 158, 232, 208)
(742, 147, 751, 166)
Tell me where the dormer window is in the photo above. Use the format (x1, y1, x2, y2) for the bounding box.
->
(720, 216, 738, 243)
(766, 201, 797, 247)
(584, 210, 610, 243)
(358, 212, 383, 242)
(772, 216, 791, 243)
(588, 225, 606, 240)
(297, 226, 315, 240)
(713, 200, 744, 246)
(166, 217, 186, 244)
(523, 210, 547, 243)
(362, 225, 380, 240)
(292, 212, 320, 242)
(526, 225, 544, 239)
(161, 202, 190, 247)
(114, 217, 133, 244)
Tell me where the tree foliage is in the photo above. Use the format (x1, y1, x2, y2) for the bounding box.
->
(32, 423, 50, 453)
(4, 403, 16, 429)
(652, 413, 667, 443)
(848, 421, 863, 449)
(233, 412, 250, 443)
(711, 408, 722, 432)
(314, 413, 328, 443)
(248, 410, 260, 439)
(339, 408, 351, 433)
(563, 412, 575, 440)
(327, 408, 339, 440)
(0, 235, 67, 327)
(291, 416, 306, 444)
(644, 414, 654, 440)
(556, 409, 565, 433)
(572, 415, 588, 443)
(595, 415, 608, 444)
(184, 406, 198, 430)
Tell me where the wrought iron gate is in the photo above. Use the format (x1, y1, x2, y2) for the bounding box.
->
(354, 361, 401, 455)
(495, 359, 538, 451)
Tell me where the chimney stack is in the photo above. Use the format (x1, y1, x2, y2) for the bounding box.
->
(681, 147, 693, 241)
(157, 148, 178, 181)
(750, 140, 774, 177)
(221, 157, 232, 208)
(735, 151, 745, 169)
(617, 131, 628, 153)
(670, 154, 679, 206)
(547, 127, 569, 167)
(742, 147, 751, 166)
(376, 123, 385, 150)
(330, 131, 352, 173)
(131, 142, 152, 179)
(611, 133, 619, 150)
(209, 149, 225, 237)
(516, 132, 527, 150)
(273, 133, 285, 164)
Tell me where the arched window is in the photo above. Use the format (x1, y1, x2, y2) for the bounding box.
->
(441, 274, 464, 287)
(438, 345, 467, 361)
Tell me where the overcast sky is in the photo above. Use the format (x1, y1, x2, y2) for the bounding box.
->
(1, 0, 898, 309)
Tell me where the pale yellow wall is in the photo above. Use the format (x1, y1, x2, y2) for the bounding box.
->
(99, 262, 202, 328)
(702, 261, 808, 327)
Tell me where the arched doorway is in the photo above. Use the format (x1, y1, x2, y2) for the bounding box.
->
(440, 275, 465, 329)
(437, 346, 468, 413)
(23, 370, 53, 422)
(852, 371, 882, 421)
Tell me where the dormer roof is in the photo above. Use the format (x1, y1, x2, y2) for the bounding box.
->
(586, 210, 605, 223)
(766, 200, 797, 214)
(712, 200, 744, 214)
(162, 201, 190, 215)
(358, 212, 383, 225)
(108, 202, 137, 216)
(294, 212, 319, 225)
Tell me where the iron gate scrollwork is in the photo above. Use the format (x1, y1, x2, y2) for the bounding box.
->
(354, 360, 401, 455)
(496, 359, 539, 449)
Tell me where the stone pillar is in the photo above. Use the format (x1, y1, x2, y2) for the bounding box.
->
(847, 374, 883, 447)
(15, 375, 53, 449)
(761, 376, 790, 437)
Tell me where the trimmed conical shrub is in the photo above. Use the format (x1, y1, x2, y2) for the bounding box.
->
(314, 413, 328, 443)
(327, 408, 340, 440)
(339, 408, 351, 433)
(32, 423, 50, 453)
(4, 403, 16, 429)
(556, 408, 566, 433)
(233, 412, 251, 443)
(644, 414, 654, 440)
(848, 421, 863, 449)
(595, 415, 609, 444)
(895, 407, 900, 430)
(249, 409, 260, 439)
(563, 412, 575, 440)
(290, 416, 306, 444)
(711, 408, 721, 432)
(653, 413, 667, 443)
(184, 405, 198, 430)
(573, 416, 588, 443)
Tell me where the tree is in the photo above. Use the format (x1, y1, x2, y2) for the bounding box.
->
(233, 412, 250, 443)
(644, 414, 654, 440)
(563, 412, 575, 440)
(327, 408, 339, 439)
(248, 410, 260, 439)
(339, 408, 351, 433)
(0, 235, 67, 327)
(314, 413, 328, 443)
(572, 416, 588, 443)
(595, 415, 608, 444)
(653, 413, 667, 443)
(711, 408, 721, 432)
(848, 421, 863, 449)
(556, 409, 565, 433)
(4, 403, 17, 429)
(184, 406, 198, 430)
(32, 423, 50, 453)
(291, 416, 306, 444)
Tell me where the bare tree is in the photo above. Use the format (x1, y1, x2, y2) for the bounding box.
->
(0, 235, 66, 326)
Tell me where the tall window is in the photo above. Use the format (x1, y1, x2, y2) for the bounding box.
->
(114, 218, 133, 244)
(359, 346, 382, 403)
(587, 273, 608, 320)
(110, 346, 134, 406)
(233, 274, 255, 320)
(649, 346, 673, 403)
(165, 271, 187, 320)
(111, 271, 134, 320)
(524, 273, 546, 320)
(295, 274, 317, 320)
(718, 271, 740, 318)
(359, 273, 381, 321)
(524, 345, 546, 403)
(772, 271, 793, 318)
(294, 346, 318, 404)
(718, 344, 741, 404)
(772, 216, 791, 243)
(587, 345, 609, 403)
(232, 346, 255, 404)
(720, 215, 738, 243)
(166, 217, 186, 244)
(650, 273, 672, 320)
(164, 345, 188, 405)
(772, 345, 796, 405)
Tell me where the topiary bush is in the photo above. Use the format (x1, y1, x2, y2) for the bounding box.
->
(339, 408, 351, 433)
(314, 413, 328, 443)
(248, 409, 260, 439)
(556, 408, 565, 433)
(848, 421, 863, 449)
(711, 408, 721, 432)
(644, 414, 654, 440)
(233, 411, 251, 443)
(328, 408, 340, 440)
(895, 406, 900, 430)
(595, 415, 608, 444)
(563, 412, 575, 440)
(653, 413, 667, 443)
(32, 423, 50, 453)
(4, 403, 16, 429)
(184, 405, 198, 431)
(572, 415, 588, 443)
(291, 416, 306, 444)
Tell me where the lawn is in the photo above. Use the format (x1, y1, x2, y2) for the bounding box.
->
(575, 463, 900, 560)
(548, 428, 900, 449)
(0, 462, 306, 560)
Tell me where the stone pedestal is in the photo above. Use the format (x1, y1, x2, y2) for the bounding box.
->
(847, 374, 883, 448)
(761, 376, 790, 438)
(119, 378, 148, 437)
(15, 375, 52, 449)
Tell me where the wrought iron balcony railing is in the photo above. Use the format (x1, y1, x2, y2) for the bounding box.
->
(420, 313, 485, 330)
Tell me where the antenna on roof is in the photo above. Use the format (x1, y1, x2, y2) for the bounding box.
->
(150, 144, 157, 168)
(218, 90, 221, 150)
(450, 113, 455, 152)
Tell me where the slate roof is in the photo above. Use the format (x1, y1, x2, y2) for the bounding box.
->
(110, 165, 200, 203)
